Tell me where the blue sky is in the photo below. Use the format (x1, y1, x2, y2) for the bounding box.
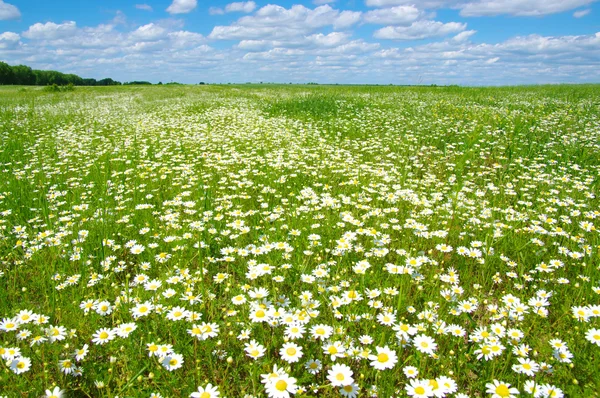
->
(1, 0, 599, 84)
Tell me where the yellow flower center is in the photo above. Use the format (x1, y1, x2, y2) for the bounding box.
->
(275, 380, 288, 391)
(286, 347, 297, 356)
(336, 373, 345, 381)
(377, 353, 389, 363)
(200, 392, 210, 398)
(496, 385, 510, 397)
(415, 386, 425, 395)
(99, 332, 109, 339)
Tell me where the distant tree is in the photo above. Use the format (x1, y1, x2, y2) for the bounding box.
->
(82, 78, 97, 86)
(0, 62, 15, 85)
(97, 78, 121, 86)
(12, 65, 36, 85)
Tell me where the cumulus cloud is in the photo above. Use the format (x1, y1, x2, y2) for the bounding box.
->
(452, 30, 477, 41)
(460, 0, 596, 16)
(363, 5, 425, 25)
(23, 21, 77, 40)
(225, 1, 257, 13)
(365, 0, 466, 8)
(0, 31, 19, 49)
(374, 20, 466, 40)
(0, 0, 20, 20)
(209, 4, 361, 40)
(166, 0, 197, 14)
(130, 23, 167, 41)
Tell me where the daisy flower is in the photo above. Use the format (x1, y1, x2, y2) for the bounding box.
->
(485, 380, 519, 398)
(368, 346, 398, 370)
(9, 356, 31, 374)
(405, 379, 434, 397)
(279, 342, 303, 363)
(403, 366, 419, 378)
(44, 386, 64, 398)
(339, 383, 360, 398)
(585, 328, 600, 346)
(92, 328, 115, 345)
(413, 334, 437, 356)
(161, 353, 184, 371)
(245, 340, 266, 360)
(305, 359, 322, 374)
(327, 363, 354, 387)
(264, 374, 298, 398)
(190, 383, 220, 398)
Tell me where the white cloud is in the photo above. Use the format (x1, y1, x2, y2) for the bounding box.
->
(0, 0, 20, 20)
(225, 1, 257, 13)
(237, 39, 275, 51)
(167, 31, 206, 48)
(0, 31, 19, 49)
(23, 21, 77, 40)
(166, 0, 197, 15)
(334, 10, 362, 28)
(363, 5, 424, 25)
(452, 30, 477, 41)
(307, 32, 351, 47)
(374, 20, 466, 40)
(365, 0, 466, 8)
(573, 8, 591, 17)
(130, 23, 167, 41)
(209, 5, 361, 40)
(460, 0, 596, 16)
(135, 4, 153, 11)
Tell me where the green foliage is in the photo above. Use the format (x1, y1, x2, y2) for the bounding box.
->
(0, 84, 598, 397)
(0, 61, 121, 86)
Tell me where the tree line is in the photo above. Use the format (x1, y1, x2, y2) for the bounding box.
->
(0, 62, 121, 86)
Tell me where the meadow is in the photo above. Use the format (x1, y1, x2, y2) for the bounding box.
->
(0, 84, 599, 397)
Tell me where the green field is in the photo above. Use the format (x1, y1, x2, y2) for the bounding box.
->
(0, 84, 599, 397)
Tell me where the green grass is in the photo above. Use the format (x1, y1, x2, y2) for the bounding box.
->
(0, 84, 599, 398)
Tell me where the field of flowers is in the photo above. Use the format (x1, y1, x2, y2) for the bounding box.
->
(0, 84, 599, 397)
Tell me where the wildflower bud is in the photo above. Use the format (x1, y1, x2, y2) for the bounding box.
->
(569, 363, 574, 368)
(227, 357, 233, 364)
(137, 376, 143, 383)
(148, 372, 154, 379)
(449, 350, 455, 355)
(573, 379, 578, 385)
(22, 287, 27, 292)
